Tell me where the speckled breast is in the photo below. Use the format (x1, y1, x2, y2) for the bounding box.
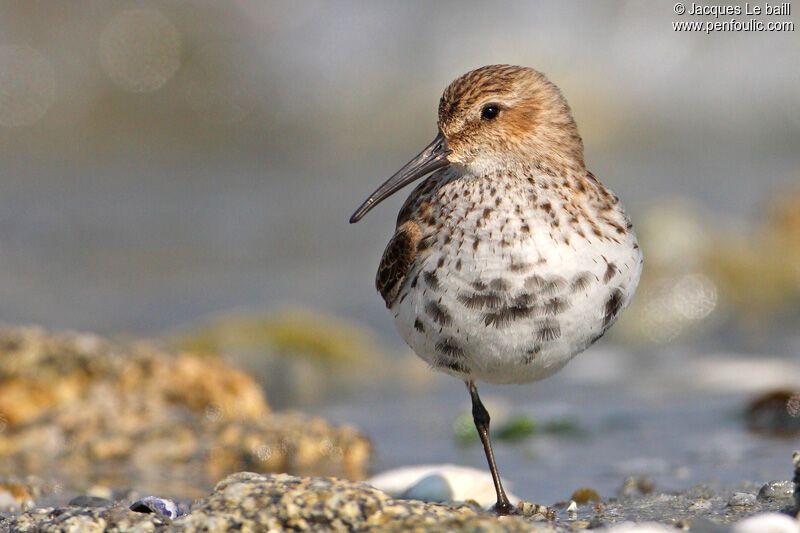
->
(388, 171, 643, 385)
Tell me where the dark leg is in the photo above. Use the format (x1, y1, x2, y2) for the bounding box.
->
(466, 380, 514, 515)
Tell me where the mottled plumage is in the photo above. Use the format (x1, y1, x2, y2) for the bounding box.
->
(351, 65, 643, 513)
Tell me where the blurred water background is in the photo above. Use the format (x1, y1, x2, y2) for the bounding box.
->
(0, 1, 798, 504)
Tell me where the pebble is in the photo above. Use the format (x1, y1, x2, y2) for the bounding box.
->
(727, 492, 757, 507)
(757, 480, 794, 502)
(516, 500, 552, 520)
(687, 499, 712, 511)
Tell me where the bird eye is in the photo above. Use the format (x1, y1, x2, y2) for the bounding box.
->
(481, 104, 500, 121)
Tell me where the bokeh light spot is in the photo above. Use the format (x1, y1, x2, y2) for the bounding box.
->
(0, 45, 56, 127)
(672, 274, 718, 321)
(98, 9, 181, 93)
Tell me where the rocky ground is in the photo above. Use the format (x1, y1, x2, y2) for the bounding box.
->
(1, 469, 798, 532)
(0, 324, 798, 532)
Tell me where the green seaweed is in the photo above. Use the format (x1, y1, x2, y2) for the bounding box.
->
(453, 411, 582, 445)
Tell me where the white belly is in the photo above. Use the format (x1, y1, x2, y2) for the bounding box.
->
(390, 195, 642, 385)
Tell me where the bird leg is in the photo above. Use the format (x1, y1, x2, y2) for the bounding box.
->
(466, 380, 515, 515)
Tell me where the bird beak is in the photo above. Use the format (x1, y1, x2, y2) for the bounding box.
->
(350, 131, 451, 223)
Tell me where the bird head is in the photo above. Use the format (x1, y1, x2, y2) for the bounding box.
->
(350, 65, 584, 223)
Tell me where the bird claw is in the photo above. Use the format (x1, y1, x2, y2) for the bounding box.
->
(492, 499, 518, 516)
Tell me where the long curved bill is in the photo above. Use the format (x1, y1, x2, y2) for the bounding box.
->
(350, 131, 450, 223)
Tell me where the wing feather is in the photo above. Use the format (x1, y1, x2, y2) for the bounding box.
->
(376, 221, 421, 308)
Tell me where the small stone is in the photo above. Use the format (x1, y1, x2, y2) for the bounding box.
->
(516, 500, 549, 520)
(687, 499, 712, 511)
(727, 492, 757, 507)
(570, 520, 590, 530)
(571, 487, 601, 504)
(757, 480, 794, 502)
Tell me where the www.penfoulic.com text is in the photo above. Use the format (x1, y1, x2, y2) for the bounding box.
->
(672, 2, 794, 33)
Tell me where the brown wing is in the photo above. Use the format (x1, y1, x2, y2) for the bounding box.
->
(376, 221, 421, 308)
(377, 173, 443, 307)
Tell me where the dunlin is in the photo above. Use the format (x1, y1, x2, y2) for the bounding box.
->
(350, 65, 642, 514)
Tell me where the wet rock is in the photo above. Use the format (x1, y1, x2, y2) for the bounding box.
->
(746, 389, 800, 437)
(757, 480, 794, 503)
(727, 492, 757, 507)
(0, 325, 371, 497)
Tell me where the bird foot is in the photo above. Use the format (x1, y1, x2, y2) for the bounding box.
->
(492, 499, 518, 516)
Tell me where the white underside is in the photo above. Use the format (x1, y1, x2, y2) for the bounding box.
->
(390, 175, 643, 385)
